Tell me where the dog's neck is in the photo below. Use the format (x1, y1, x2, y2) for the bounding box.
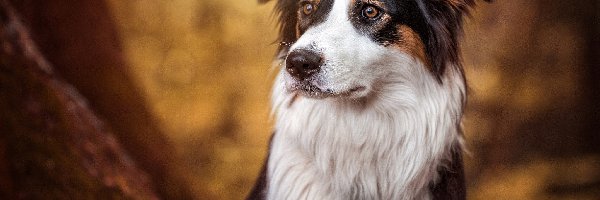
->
(267, 63, 466, 200)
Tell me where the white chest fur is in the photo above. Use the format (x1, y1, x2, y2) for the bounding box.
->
(266, 63, 466, 200)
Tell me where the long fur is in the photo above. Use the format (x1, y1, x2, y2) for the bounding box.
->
(268, 62, 465, 199)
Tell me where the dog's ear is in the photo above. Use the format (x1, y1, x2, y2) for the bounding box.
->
(417, 0, 490, 82)
(260, 0, 299, 58)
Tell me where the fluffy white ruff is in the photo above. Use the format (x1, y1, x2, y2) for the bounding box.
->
(267, 56, 466, 200)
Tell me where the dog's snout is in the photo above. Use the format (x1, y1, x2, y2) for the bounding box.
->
(286, 49, 322, 80)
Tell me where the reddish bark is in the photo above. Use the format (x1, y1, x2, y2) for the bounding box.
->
(0, 1, 158, 198)
(5, 0, 197, 199)
(0, 0, 195, 199)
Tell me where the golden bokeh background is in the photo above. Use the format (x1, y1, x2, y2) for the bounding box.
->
(108, 1, 276, 199)
(104, 0, 599, 199)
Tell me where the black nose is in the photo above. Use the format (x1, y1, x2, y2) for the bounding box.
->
(285, 49, 322, 80)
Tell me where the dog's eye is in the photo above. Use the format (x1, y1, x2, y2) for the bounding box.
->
(302, 3, 315, 15)
(362, 5, 381, 19)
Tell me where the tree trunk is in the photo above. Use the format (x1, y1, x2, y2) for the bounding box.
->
(0, 0, 195, 199)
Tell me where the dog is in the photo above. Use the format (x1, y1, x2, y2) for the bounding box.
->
(249, 0, 485, 199)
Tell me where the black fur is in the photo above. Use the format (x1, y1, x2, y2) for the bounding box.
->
(415, 0, 478, 81)
(430, 147, 467, 200)
(272, 0, 301, 59)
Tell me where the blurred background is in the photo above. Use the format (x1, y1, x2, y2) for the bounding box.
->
(108, 0, 276, 198)
(1, 0, 598, 199)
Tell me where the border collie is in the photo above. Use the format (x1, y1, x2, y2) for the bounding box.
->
(249, 0, 486, 199)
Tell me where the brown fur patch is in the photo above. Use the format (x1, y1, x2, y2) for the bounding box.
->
(392, 25, 432, 71)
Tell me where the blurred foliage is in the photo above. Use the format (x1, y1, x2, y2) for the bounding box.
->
(462, 1, 599, 199)
(107, 0, 276, 199)
(106, 0, 599, 199)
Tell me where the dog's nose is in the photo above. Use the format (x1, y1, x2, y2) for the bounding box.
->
(285, 49, 322, 80)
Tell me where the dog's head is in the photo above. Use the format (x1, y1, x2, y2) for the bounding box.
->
(268, 0, 482, 99)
